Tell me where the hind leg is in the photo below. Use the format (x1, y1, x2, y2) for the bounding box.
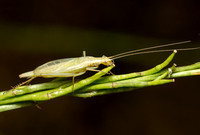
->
(12, 76, 36, 95)
(15, 76, 36, 88)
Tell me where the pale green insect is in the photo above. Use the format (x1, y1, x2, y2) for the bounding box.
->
(19, 54, 113, 78)
(19, 40, 197, 86)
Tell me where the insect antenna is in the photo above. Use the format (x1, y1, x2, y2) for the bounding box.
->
(111, 47, 200, 60)
(109, 40, 191, 59)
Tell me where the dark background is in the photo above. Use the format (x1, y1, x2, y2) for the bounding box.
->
(0, 0, 200, 135)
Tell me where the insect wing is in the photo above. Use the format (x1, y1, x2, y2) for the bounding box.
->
(36, 58, 74, 70)
(34, 58, 76, 74)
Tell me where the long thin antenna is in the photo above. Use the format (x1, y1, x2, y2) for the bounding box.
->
(112, 47, 200, 60)
(110, 40, 191, 59)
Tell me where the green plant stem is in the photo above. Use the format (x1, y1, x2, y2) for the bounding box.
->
(96, 50, 177, 83)
(77, 79, 174, 92)
(174, 62, 200, 72)
(0, 81, 68, 101)
(1, 51, 200, 112)
(171, 69, 200, 78)
(0, 102, 35, 112)
(0, 66, 114, 105)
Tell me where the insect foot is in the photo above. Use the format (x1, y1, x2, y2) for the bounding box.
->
(11, 88, 16, 96)
(47, 93, 52, 99)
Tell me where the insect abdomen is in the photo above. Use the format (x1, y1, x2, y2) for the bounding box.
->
(19, 71, 34, 78)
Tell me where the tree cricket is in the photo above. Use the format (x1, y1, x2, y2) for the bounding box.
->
(19, 40, 200, 88)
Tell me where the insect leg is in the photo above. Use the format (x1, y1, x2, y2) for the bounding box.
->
(15, 76, 36, 88)
(109, 71, 115, 75)
(83, 51, 86, 57)
(87, 67, 111, 74)
(72, 76, 75, 91)
(12, 76, 37, 95)
(34, 101, 42, 110)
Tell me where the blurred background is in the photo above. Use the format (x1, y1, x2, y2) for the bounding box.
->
(0, 0, 200, 135)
